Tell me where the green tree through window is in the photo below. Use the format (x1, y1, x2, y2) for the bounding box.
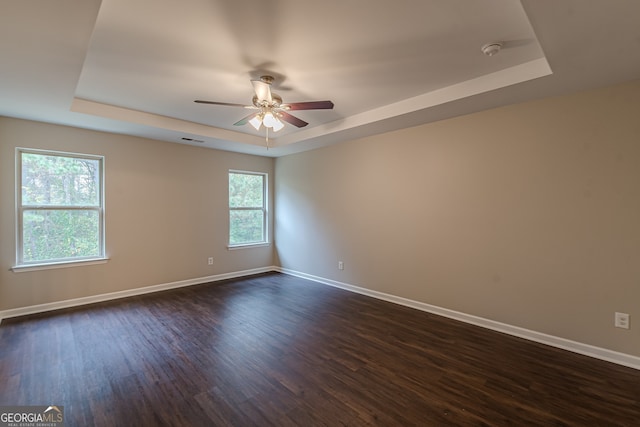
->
(17, 149, 104, 265)
(229, 171, 267, 246)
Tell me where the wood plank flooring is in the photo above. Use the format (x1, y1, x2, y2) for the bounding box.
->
(1, 272, 639, 426)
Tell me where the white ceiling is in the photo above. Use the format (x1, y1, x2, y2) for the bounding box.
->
(1, 1, 639, 157)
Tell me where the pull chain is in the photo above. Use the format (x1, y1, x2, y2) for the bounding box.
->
(265, 127, 270, 150)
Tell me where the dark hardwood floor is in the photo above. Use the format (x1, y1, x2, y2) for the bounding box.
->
(1, 272, 639, 426)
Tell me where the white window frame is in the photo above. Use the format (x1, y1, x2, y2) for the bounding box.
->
(228, 170, 268, 249)
(14, 148, 106, 270)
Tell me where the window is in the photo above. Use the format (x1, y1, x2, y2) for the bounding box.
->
(228, 171, 267, 247)
(16, 149, 105, 267)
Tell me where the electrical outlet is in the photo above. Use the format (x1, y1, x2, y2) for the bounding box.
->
(208, 257, 214, 265)
(338, 261, 344, 270)
(614, 312, 630, 329)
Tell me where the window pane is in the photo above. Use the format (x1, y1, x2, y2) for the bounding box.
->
(22, 209, 100, 262)
(229, 173, 263, 208)
(229, 210, 264, 245)
(22, 153, 100, 206)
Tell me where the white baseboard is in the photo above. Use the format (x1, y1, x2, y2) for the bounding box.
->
(0, 266, 277, 322)
(276, 267, 640, 371)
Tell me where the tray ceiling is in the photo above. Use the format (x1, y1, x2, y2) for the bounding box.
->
(1, 1, 639, 156)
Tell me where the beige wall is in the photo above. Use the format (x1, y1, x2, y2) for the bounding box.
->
(275, 80, 640, 357)
(2, 80, 639, 357)
(0, 118, 274, 311)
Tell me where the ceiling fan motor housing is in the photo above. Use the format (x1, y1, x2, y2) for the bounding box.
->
(253, 94, 283, 108)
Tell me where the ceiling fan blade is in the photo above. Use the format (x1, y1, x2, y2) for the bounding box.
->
(234, 112, 259, 126)
(251, 80, 272, 103)
(194, 100, 256, 108)
(279, 111, 308, 128)
(283, 100, 334, 110)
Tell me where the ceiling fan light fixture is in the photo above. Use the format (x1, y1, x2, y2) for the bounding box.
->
(249, 115, 262, 130)
(272, 117, 285, 132)
(262, 111, 278, 128)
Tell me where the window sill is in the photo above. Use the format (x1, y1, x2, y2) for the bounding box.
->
(227, 242, 270, 250)
(11, 257, 110, 273)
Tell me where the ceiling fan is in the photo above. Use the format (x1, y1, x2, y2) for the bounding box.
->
(195, 75, 334, 135)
